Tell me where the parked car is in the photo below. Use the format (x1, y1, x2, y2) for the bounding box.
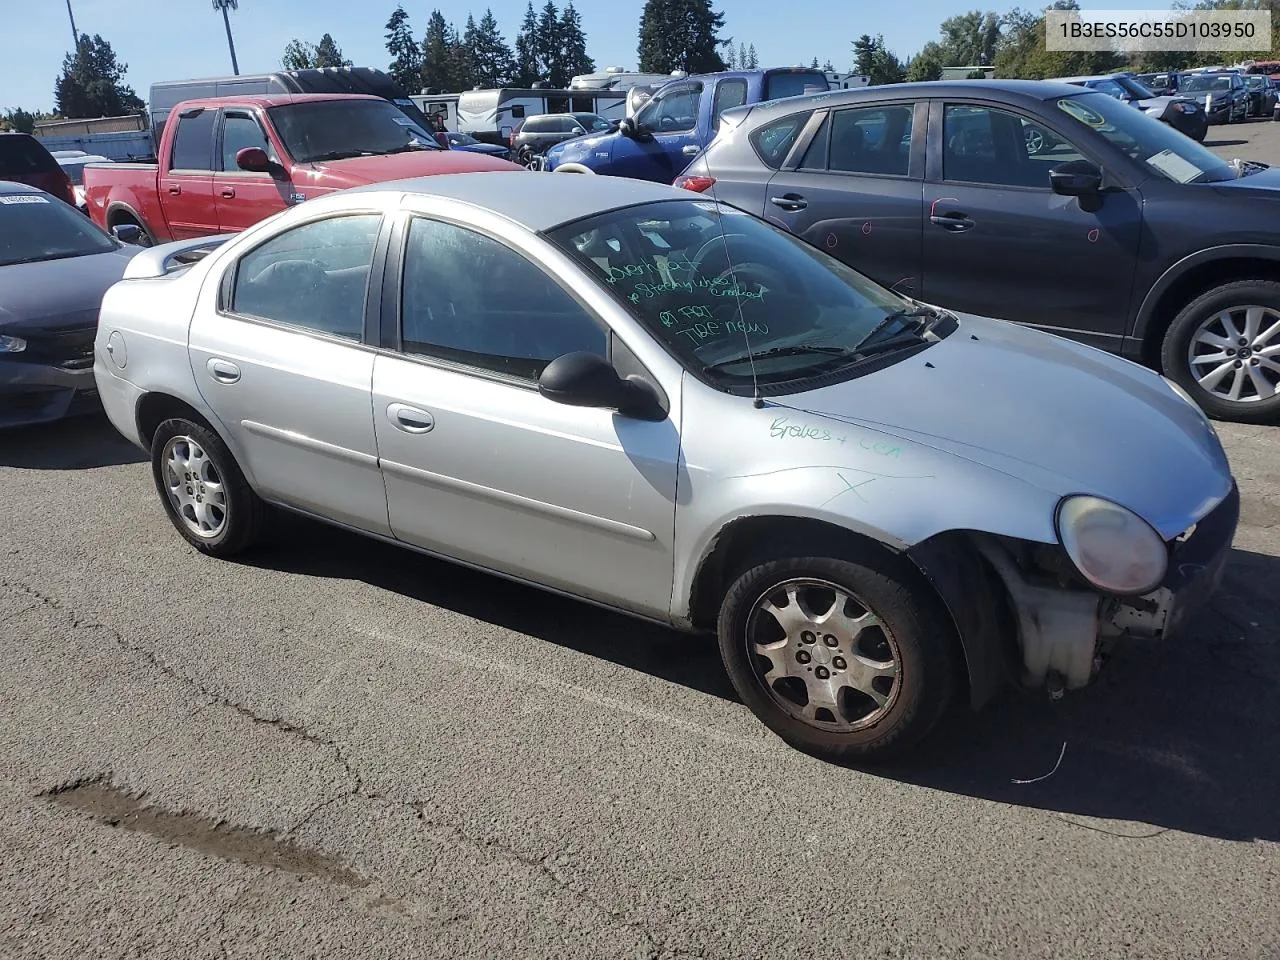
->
(1051, 72, 1207, 141)
(442, 131, 512, 161)
(540, 67, 832, 181)
(0, 132, 77, 207)
(676, 79, 1280, 423)
(510, 112, 613, 165)
(0, 181, 140, 428)
(1244, 74, 1279, 119)
(55, 152, 113, 213)
(1177, 71, 1249, 123)
(1134, 71, 1183, 97)
(93, 172, 1237, 762)
(83, 93, 520, 245)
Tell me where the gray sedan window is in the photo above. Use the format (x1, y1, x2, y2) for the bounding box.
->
(750, 112, 813, 169)
(400, 217, 607, 381)
(231, 214, 381, 340)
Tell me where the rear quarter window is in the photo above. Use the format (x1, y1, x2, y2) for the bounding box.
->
(749, 112, 813, 169)
(0, 136, 58, 175)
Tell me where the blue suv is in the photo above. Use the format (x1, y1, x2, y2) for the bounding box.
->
(540, 68, 830, 183)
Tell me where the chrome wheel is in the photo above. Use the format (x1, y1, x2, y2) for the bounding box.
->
(746, 578, 901, 732)
(1023, 126, 1046, 154)
(1187, 304, 1280, 403)
(161, 435, 227, 539)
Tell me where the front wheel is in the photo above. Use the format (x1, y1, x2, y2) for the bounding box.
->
(1161, 280, 1280, 423)
(717, 555, 959, 763)
(150, 417, 266, 556)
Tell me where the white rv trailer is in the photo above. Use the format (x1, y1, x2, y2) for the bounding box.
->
(570, 66, 686, 91)
(456, 87, 628, 144)
(826, 72, 872, 89)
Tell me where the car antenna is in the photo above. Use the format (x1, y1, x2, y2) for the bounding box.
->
(698, 142, 764, 408)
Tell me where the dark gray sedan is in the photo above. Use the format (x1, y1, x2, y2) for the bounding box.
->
(0, 181, 135, 428)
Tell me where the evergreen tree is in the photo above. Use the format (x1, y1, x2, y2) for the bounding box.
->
(470, 9, 516, 87)
(852, 34, 905, 84)
(822, 58, 834, 71)
(559, 3, 595, 82)
(282, 39, 317, 70)
(637, 0, 728, 73)
(725, 44, 737, 69)
(810, 56, 819, 68)
(449, 19, 476, 90)
(54, 33, 144, 118)
(746, 42, 758, 68)
(515, 1, 541, 85)
(906, 43, 946, 82)
(314, 33, 351, 68)
(537, 1, 563, 86)
(385, 6, 422, 92)
(421, 10, 454, 91)
(738, 41, 747, 71)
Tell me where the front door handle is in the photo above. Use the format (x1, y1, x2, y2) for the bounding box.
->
(929, 212, 975, 232)
(206, 358, 241, 383)
(167, 183, 181, 196)
(220, 186, 236, 198)
(387, 402, 435, 434)
(769, 194, 808, 211)
(682, 144, 700, 156)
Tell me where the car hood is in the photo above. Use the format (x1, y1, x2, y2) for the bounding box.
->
(776, 312, 1232, 539)
(1207, 165, 1280, 195)
(456, 143, 509, 155)
(1135, 95, 1181, 111)
(545, 130, 613, 161)
(0, 246, 132, 330)
(307, 149, 521, 187)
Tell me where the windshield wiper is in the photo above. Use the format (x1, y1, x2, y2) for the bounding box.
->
(384, 142, 436, 153)
(855, 306, 938, 350)
(307, 149, 378, 161)
(702, 344, 857, 375)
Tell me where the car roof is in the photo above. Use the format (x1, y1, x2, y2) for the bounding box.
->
(0, 180, 47, 196)
(346, 171, 688, 232)
(728, 79, 1092, 124)
(172, 92, 382, 110)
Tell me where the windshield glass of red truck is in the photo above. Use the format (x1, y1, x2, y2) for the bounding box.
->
(267, 100, 443, 162)
(545, 199, 923, 388)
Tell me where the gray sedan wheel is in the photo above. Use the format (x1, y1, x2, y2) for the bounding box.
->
(1162, 280, 1280, 423)
(717, 554, 958, 763)
(150, 417, 266, 556)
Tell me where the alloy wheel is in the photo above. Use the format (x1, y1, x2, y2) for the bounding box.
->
(161, 435, 228, 538)
(1023, 126, 1045, 154)
(1187, 304, 1280, 403)
(746, 578, 901, 731)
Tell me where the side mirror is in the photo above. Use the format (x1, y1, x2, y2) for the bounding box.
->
(618, 117, 637, 139)
(236, 146, 272, 173)
(111, 223, 143, 245)
(1049, 159, 1103, 197)
(538, 351, 665, 420)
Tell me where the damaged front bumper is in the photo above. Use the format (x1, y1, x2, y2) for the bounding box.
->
(977, 483, 1240, 692)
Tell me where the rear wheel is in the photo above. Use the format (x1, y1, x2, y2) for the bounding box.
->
(150, 417, 266, 556)
(1161, 280, 1280, 423)
(717, 554, 959, 763)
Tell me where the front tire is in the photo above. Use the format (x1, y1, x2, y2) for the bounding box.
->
(717, 554, 959, 763)
(1161, 280, 1280, 423)
(150, 417, 265, 556)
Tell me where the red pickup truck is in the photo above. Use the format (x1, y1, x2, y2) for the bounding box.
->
(84, 93, 519, 243)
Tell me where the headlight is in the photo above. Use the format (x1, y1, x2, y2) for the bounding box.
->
(0, 334, 27, 353)
(1056, 495, 1168, 595)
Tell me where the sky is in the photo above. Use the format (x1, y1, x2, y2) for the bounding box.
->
(5, 0, 1184, 113)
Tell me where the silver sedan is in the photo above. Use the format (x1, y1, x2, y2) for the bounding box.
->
(93, 172, 1238, 762)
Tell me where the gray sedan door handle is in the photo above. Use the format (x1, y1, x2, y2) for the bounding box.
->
(206, 358, 241, 383)
(387, 402, 435, 434)
(770, 194, 807, 211)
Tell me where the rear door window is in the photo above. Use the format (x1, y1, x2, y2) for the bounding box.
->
(749, 112, 814, 169)
(712, 79, 749, 131)
(170, 110, 217, 171)
(0, 136, 58, 175)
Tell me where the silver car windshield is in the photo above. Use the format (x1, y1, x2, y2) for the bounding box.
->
(1055, 92, 1235, 183)
(546, 199, 914, 385)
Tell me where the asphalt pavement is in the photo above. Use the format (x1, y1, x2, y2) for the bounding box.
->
(1, 125, 1278, 959)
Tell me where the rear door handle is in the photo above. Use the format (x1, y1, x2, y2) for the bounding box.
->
(167, 183, 181, 195)
(929, 212, 975, 232)
(682, 144, 700, 156)
(206, 358, 241, 383)
(387, 402, 435, 434)
(769, 194, 807, 211)
(220, 186, 236, 198)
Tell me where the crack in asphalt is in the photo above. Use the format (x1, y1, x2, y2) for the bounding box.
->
(3, 577, 683, 957)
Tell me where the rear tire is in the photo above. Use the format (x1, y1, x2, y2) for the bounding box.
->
(150, 417, 265, 556)
(717, 553, 959, 763)
(1160, 280, 1280, 424)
